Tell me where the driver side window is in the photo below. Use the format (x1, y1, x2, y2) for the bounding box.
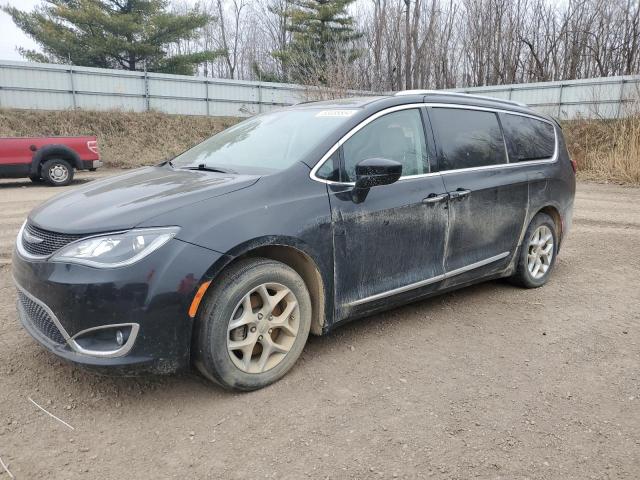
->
(342, 109, 429, 182)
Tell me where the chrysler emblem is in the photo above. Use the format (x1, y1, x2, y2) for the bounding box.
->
(23, 229, 44, 244)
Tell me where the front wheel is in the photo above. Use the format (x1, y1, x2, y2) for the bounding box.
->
(194, 258, 312, 391)
(511, 212, 558, 288)
(42, 158, 74, 186)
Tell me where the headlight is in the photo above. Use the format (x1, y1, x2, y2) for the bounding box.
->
(51, 227, 179, 268)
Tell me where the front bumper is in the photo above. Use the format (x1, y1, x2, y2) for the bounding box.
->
(12, 238, 224, 374)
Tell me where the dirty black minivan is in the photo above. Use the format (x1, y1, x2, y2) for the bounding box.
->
(13, 92, 575, 390)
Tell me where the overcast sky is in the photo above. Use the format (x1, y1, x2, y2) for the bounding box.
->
(0, 0, 41, 61)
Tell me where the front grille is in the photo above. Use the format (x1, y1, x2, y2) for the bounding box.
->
(16, 290, 66, 344)
(21, 223, 83, 257)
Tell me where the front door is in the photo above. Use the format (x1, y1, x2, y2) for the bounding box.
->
(428, 106, 528, 285)
(327, 107, 449, 320)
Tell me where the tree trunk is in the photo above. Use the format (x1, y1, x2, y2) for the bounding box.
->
(404, 0, 411, 90)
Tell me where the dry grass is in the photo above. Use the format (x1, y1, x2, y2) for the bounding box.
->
(0, 109, 240, 168)
(0, 107, 638, 184)
(562, 114, 640, 184)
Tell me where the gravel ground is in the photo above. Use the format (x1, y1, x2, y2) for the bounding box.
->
(0, 171, 639, 479)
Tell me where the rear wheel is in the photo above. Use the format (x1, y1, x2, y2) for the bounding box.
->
(42, 158, 74, 186)
(511, 213, 558, 288)
(194, 258, 312, 391)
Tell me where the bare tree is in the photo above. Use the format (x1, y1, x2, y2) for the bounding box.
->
(169, 0, 640, 90)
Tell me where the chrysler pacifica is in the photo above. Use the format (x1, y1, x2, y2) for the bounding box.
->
(13, 92, 575, 390)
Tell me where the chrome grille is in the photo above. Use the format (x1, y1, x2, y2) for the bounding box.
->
(21, 223, 83, 257)
(16, 290, 66, 344)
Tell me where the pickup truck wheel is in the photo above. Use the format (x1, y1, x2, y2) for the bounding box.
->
(42, 158, 74, 186)
(194, 258, 312, 391)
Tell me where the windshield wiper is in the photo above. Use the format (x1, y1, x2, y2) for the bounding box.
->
(181, 164, 237, 174)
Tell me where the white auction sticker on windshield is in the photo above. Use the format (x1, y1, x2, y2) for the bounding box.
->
(315, 110, 358, 118)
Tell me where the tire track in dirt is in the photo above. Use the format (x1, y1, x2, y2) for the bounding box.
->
(572, 217, 640, 229)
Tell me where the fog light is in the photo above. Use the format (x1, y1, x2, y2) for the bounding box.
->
(69, 323, 138, 357)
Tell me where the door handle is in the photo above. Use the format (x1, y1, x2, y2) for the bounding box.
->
(449, 188, 471, 200)
(422, 193, 448, 204)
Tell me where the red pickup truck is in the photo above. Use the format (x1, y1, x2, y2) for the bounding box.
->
(0, 136, 102, 186)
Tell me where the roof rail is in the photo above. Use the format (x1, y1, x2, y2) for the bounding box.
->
(393, 89, 527, 108)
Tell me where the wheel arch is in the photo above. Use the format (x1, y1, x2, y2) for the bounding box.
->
(31, 144, 81, 175)
(534, 204, 563, 248)
(200, 237, 329, 336)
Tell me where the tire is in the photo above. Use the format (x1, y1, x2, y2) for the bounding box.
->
(28, 175, 44, 183)
(193, 257, 312, 391)
(511, 212, 558, 288)
(42, 158, 74, 186)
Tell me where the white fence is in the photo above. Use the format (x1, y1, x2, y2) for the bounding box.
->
(0, 60, 312, 117)
(454, 76, 640, 119)
(0, 59, 638, 119)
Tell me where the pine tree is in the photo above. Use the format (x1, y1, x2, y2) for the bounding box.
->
(3, 0, 220, 75)
(274, 0, 361, 84)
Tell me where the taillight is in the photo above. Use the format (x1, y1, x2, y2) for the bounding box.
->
(87, 140, 99, 155)
(569, 157, 577, 173)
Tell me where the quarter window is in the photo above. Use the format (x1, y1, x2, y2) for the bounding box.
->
(501, 114, 555, 161)
(342, 109, 429, 182)
(431, 108, 507, 170)
(315, 150, 341, 181)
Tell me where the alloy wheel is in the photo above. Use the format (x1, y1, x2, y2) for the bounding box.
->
(227, 282, 300, 374)
(527, 225, 554, 279)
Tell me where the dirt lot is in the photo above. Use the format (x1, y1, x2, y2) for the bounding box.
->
(0, 171, 638, 479)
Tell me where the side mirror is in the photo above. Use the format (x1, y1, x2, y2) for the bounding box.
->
(354, 158, 402, 190)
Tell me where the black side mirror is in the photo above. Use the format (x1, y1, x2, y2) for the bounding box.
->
(350, 158, 402, 203)
(354, 158, 402, 189)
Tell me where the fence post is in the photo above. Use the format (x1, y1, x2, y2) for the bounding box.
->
(143, 65, 150, 112)
(69, 65, 77, 109)
(557, 83, 564, 119)
(205, 79, 210, 116)
(616, 79, 626, 119)
(257, 82, 263, 114)
(508, 87, 513, 100)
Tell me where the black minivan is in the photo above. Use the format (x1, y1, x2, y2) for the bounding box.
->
(13, 92, 575, 390)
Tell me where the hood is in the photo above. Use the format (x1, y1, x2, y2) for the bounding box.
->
(29, 166, 260, 234)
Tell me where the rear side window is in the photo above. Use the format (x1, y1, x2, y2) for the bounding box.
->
(431, 108, 507, 170)
(501, 114, 556, 161)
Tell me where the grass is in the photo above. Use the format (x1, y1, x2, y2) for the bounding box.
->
(1, 108, 638, 184)
(0, 109, 239, 168)
(562, 114, 640, 184)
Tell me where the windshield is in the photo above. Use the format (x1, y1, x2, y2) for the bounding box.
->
(171, 108, 358, 173)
